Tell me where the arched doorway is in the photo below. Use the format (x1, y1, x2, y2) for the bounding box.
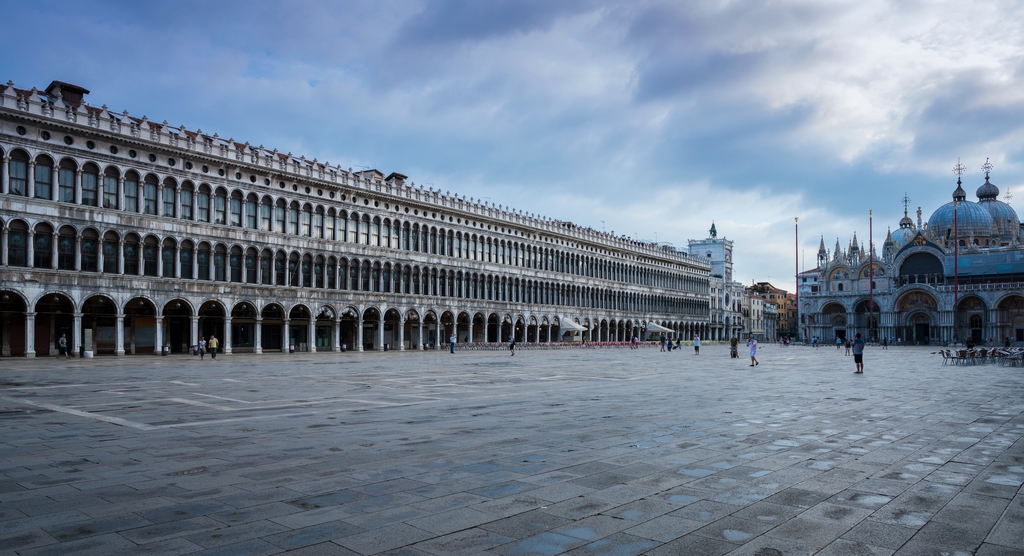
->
(854, 300, 880, 342)
(527, 316, 538, 343)
(1, 290, 28, 357)
(997, 296, 1024, 344)
(487, 313, 500, 342)
(162, 300, 193, 354)
(262, 304, 285, 352)
(439, 311, 455, 348)
(231, 302, 258, 354)
(472, 313, 486, 343)
(124, 297, 157, 354)
(81, 295, 117, 355)
(383, 309, 402, 350)
(199, 301, 226, 348)
(362, 307, 381, 351)
(897, 292, 938, 345)
(314, 305, 336, 352)
(33, 293, 74, 356)
(956, 296, 986, 345)
(821, 303, 846, 342)
(422, 311, 438, 349)
(289, 305, 312, 352)
(403, 309, 419, 350)
(338, 307, 358, 351)
(456, 312, 471, 344)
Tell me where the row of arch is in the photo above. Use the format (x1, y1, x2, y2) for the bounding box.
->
(0, 289, 714, 357)
(0, 217, 710, 316)
(1, 145, 708, 292)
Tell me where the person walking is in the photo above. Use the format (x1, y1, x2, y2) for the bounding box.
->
(729, 335, 739, 358)
(509, 335, 516, 356)
(882, 337, 888, 350)
(693, 335, 700, 355)
(198, 336, 207, 360)
(58, 333, 70, 359)
(852, 332, 865, 373)
(660, 335, 666, 352)
(449, 332, 456, 354)
(836, 337, 842, 349)
(747, 336, 759, 366)
(844, 339, 852, 356)
(208, 334, 219, 360)
(667, 338, 673, 352)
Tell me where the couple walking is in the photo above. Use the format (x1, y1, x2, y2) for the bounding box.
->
(198, 335, 219, 360)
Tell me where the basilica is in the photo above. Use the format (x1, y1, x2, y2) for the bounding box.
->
(801, 165, 1024, 345)
(0, 79, 711, 357)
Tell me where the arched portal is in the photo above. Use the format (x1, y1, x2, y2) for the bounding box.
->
(162, 299, 194, 354)
(997, 295, 1024, 344)
(383, 308, 402, 350)
(821, 303, 846, 342)
(82, 295, 117, 355)
(362, 307, 381, 351)
(0, 291, 28, 357)
(314, 305, 336, 352)
(33, 293, 75, 356)
(439, 311, 455, 348)
(199, 300, 226, 348)
(262, 304, 285, 352)
(457, 312, 471, 343)
(487, 313, 500, 343)
(289, 305, 312, 352)
(124, 297, 157, 354)
(231, 302, 258, 353)
(896, 291, 938, 345)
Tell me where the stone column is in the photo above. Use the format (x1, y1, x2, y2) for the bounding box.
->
(154, 316, 163, 355)
(71, 169, 82, 205)
(27, 161, 35, 198)
(356, 318, 364, 351)
(115, 314, 125, 356)
(26, 230, 34, 269)
(118, 176, 125, 211)
(72, 313, 82, 357)
(282, 319, 290, 352)
(546, 323, 552, 344)
(223, 317, 232, 354)
(174, 246, 181, 278)
(117, 240, 124, 274)
(0, 229, 7, 266)
(156, 245, 163, 277)
(308, 319, 316, 353)
(378, 318, 385, 351)
(0, 156, 8, 194)
(254, 318, 263, 354)
(435, 323, 442, 350)
(191, 316, 199, 350)
(398, 316, 406, 350)
(25, 312, 36, 358)
(332, 317, 340, 352)
(193, 248, 199, 280)
(1, 315, 10, 357)
(51, 232, 59, 269)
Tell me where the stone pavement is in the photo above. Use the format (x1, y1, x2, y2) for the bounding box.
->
(1, 344, 1022, 556)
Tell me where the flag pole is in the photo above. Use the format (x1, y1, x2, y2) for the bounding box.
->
(795, 217, 799, 341)
(869, 210, 874, 340)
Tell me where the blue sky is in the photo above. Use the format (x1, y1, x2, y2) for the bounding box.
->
(4, 0, 1023, 286)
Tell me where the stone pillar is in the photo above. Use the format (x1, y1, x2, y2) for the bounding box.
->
(282, 319, 290, 352)
(117, 240, 124, 274)
(1, 315, 10, 357)
(332, 317, 341, 352)
(51, 232, 59, 269)
(193, 248, 199, 280)
(254, 318, 263, 354)
(72, 313, 82, 357)
(156, 245, 163, 277)
(224, 317, 232, 354)
(191, 316, 199, 350)
(25, 312, 36, 358)
(174, 246, 181, 278)
(115, 314, 125, 356)
(0, 156, 8, 194)
(356, 318, 364, 351)
(0, 229, 7, 266)
(398, 317, 406, 350)
(154, 316, 163, 355)
(378, 318, 385, 351)
(308, 319, 316, 353)
(27, 161, 35, 197)
(118, 176, 125, 211)
(26, 229, 34, 269)
(74, 169, 82, 205)
(417, 319, 424, 350)
(436, 322, 442, 350)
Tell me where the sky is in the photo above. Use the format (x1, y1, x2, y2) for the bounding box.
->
(3, 0, 1023, 286)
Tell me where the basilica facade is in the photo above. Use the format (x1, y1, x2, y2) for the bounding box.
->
(0, 80, 711, 357)
(801, 168, 1024, 345)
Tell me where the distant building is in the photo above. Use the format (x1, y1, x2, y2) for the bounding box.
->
(689, 222, 746, 340)
(803, 169, 1024, 345)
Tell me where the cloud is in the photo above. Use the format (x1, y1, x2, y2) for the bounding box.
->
(2, 0, 1023, 285)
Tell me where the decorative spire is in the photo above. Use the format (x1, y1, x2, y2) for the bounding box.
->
(884, 227, 893, 246)
(818, 235, 826, 253)
(902, 192, 911, 217)
(709, 221, 717, 238)
(952, 158, 967, 201)
(976, 157, 1000, 201)
(982, 157, 993, 179)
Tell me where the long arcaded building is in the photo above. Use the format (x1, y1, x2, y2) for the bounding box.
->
(0, 79, 711, 357)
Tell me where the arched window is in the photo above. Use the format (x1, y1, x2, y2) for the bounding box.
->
(275, 252, 287, 285)
(123, 234, 140, 275)
(275, 199, 286, 233)
(33, 223, 52, 268)
(102, 231, 119, 274)
(143, 237, 159, 277)
(8, 151, 28, 196)
(80, 229, 98, 272)
(245, 195, 257, 229)
(288, 202, 299, 235)
(197, 243, 211, 280)
(161, 178, 175, 216)
(301, 255, 312, 288)
(325, 209, 335, 241)
(314, 255, 325, 288)
(245, 248, 257, 284)
(35, 156, 53, 200)
(100, 167, 117, 209)
(163, 238, 177, 277)
(288, 253, 300, 287)
(82, 163, 99, 207)
(230, 246, 243, 282)
(261, 196, 273, 231)
(196, 185, 211, 222)
(180, 182, 194, 220)
(229, 191, 243, 226)
(58, 159, 76, 203)
(259, 249, 272, 285)
(300, 204, 312, 237)
(57, 226, 75, 270)
(143, 175, 158, 215)
(124, 171, 139, 212)
(214, 189, 228, 225)
(180, 240, 194, 279)
(213, 245, 227, 281)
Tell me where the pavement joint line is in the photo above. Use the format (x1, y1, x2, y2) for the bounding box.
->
(193, 393, 256, 403)
(1, 395, 158, 430)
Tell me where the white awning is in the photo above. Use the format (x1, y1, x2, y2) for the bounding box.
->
(645, 322, 673, 333)
(558, 318, 587, 332)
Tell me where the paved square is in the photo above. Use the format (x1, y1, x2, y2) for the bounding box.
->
(1, 344, 1022, 555)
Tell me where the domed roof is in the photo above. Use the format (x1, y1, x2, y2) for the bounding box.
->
(928, 180, 995, 240)
(890, 226, 916, 246)
(977, 176, 1000, 200)
(981, 199, 1020, 241)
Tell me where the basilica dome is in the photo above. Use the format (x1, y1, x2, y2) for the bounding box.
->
(927, 182, 995, 242)
(975, 176, 1020, 242)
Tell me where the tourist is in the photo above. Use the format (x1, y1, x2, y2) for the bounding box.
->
(852, 333, 865, 373)
(449, 332, 456, 354)
(509, 335, 516, 356)
(667, 338, 673, 352)
(208, 334, 219, 359)
(660, 335, 666, 352)
(58, 333, 70, 359)
(693, 334, 700, 354)
(836, 337, 842, 349)
(896, 337, 901, 346)
(730, 335, 739, 358)
(882, 337, 888, 350)
(812, 336, 818, 348)
(844, 338, 852, 356)
(747, 336, 759, 366)
(198, 336, 206, 360)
